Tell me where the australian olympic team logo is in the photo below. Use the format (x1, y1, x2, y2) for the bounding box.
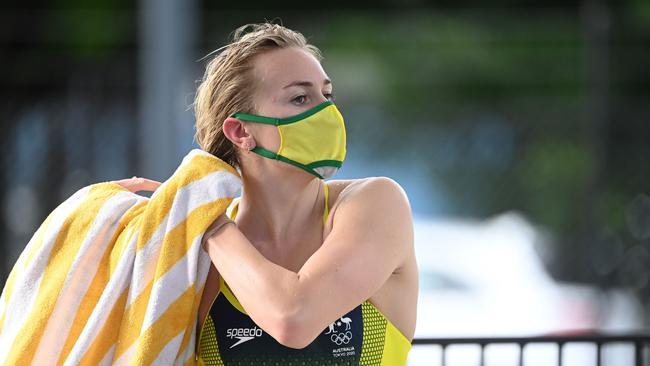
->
(325, 316, 353, 345)
(331, 331, 353, 345)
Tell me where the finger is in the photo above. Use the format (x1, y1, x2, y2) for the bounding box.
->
(113, 177, 162, 193)
(133, 177, 162, 192)
(113, 178, 140, 192)
(114, 178, 160, 192)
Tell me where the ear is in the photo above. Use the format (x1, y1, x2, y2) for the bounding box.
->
(222, 117, 257, 150)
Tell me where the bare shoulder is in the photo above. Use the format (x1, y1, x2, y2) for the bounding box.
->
(324, 176, 413, 258)
(326, 176, 410, 213)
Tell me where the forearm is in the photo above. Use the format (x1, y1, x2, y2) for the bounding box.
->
(203, 223, 305, 342)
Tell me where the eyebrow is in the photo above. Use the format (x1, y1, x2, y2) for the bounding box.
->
(283, 79, 332, 89)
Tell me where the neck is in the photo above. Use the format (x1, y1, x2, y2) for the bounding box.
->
(235, 161, 324, 247)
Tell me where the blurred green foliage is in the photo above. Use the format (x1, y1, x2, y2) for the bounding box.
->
(47, 0, 133, 59)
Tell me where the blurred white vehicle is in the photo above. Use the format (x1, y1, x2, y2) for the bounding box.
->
(406, 212, 644, 366)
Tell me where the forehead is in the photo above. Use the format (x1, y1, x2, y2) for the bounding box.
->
(251, 47, 329, 92)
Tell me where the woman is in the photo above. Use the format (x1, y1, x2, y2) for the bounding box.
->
(124, 22, 417, 365)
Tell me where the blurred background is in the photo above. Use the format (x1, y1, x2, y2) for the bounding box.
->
(1, 0, 649, 364)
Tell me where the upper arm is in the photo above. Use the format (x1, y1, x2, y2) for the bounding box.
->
(283, 177, 414, 347)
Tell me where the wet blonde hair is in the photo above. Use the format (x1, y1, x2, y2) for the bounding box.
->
(193, 22, 323, 169)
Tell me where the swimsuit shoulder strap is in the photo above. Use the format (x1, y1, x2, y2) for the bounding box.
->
(322, 181, 329, 226)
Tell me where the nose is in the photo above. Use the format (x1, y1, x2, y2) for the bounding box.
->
(316, 95, 329, 105)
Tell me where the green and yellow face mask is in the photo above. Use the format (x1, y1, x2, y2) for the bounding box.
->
(232, 100, 346, 179)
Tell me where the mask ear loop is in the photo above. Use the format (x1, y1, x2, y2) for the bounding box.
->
(250, 146, 280, 160)
(231, 112, 282, 160)
(231, 100, 334, 126)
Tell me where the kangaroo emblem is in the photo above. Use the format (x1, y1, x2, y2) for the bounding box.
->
(325, 316, 353, 334)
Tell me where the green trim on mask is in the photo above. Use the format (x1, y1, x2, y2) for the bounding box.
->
(233, 100, 334, 126)
(249, 146, 278, 160)
(250, 146, 342, 179)
(306, 160, 343, 169)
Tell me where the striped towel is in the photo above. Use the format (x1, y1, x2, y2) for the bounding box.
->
(0, 149, 242, 365)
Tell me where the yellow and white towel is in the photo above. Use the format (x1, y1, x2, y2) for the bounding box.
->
(0, 149, 241, 365)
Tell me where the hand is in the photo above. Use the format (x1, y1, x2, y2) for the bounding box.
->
(112, 176, 162, 193)
(202, 214, 234, 250)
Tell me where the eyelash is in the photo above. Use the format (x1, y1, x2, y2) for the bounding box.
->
(292, 93, 335, 105)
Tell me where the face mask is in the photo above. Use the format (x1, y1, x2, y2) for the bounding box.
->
(232, 100, 346, 179)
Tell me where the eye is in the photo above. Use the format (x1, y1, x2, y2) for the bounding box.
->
(292, 95, 307, 105)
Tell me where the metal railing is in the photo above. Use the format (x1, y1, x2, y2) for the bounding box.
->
(412, 333, 650, 366)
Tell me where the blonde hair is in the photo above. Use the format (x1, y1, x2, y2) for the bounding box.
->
(193, 22, 323, 169)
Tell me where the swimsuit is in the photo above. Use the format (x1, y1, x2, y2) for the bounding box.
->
(197, 182, 411, 365)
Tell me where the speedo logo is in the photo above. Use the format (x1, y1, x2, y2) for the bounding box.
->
(226, 326, 263, 349)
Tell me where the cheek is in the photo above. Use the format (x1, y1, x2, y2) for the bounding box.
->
(254, 124, 281, 152)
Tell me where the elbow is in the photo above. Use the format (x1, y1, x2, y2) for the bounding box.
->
(270, 309, 316, 349)
(262, 276, 317, 349)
